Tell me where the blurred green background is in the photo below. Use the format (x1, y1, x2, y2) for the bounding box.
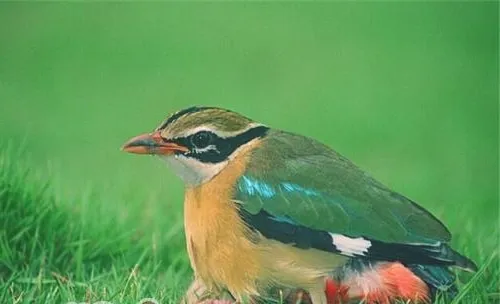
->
(0, 2, 498, 300)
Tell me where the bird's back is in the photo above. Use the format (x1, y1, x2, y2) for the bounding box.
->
(243, 129, 452, 245)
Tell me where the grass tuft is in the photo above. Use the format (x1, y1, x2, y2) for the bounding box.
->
(0, 144, 190, 304)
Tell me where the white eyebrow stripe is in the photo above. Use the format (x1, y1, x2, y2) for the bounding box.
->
(177, 123, 266, 139)
(193, 144, 219, 154)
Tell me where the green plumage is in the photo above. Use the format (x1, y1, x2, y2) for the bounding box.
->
(238, 129, 451, 245)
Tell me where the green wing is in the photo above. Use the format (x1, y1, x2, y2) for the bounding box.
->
(236, 130, 451, 245)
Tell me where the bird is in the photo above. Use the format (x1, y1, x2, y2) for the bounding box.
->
(122, 106, 477, 304)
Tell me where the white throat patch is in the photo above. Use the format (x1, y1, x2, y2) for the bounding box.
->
(160, 154, 228, 186)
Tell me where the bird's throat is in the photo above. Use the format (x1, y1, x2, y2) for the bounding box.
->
(161, 154, 228, 186)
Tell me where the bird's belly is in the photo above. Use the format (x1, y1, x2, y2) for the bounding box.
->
(258, 238, 349, 291)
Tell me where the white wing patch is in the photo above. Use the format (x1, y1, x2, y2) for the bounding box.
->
(330, 233, 372, 257)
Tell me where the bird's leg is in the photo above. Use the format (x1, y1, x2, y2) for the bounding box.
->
(284, 288, 312, 304)
(180, 277, 235, 304)
(261, 279, 350, 304)
(303, 277, 338, 304)
(282, 279, 350, 304)
(180, 277, 352, 304)
(179, 277, 209, 304)
(307, 288, 327, 304)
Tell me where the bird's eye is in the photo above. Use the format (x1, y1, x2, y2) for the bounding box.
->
(191, 131, 212, 149)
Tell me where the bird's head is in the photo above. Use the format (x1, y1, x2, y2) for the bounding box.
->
(122, 106, 269, 185)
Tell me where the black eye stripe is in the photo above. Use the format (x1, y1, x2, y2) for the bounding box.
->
(172, 126, 269, 163)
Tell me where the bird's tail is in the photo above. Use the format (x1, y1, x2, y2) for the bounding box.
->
(436, 244, 478, 272)
(333, 247, 477, 303)
(408, 246, 477, 301)
(409, 264, 458, 301)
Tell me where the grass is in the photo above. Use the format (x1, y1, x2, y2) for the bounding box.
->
(0, 143, 498, 304)
(0, 2, 498, 304)
(0, 144, 190, 304)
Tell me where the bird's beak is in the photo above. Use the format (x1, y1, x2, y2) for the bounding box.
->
(121, 131, 189, 155)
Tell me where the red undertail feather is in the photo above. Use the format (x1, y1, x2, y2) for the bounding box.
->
(325, 262, 430, 304)
(378, 262, 430, 303)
